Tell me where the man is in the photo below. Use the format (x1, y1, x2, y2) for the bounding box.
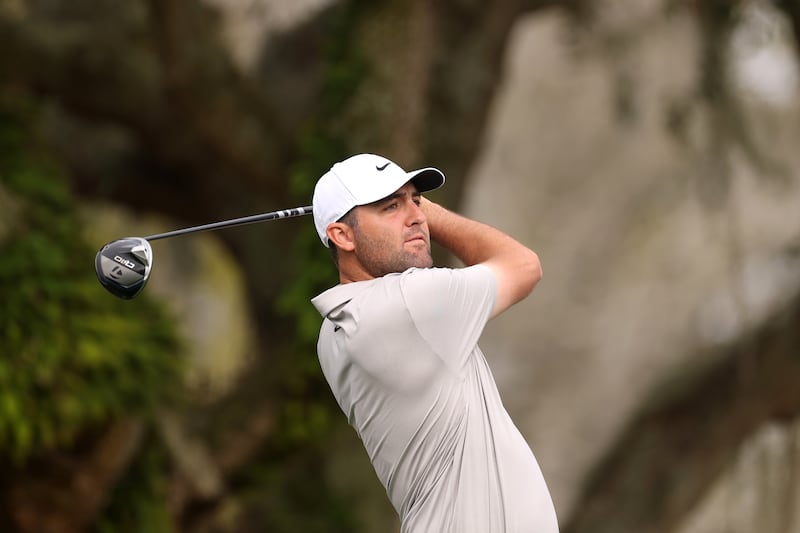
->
(311, 153, 559, 532)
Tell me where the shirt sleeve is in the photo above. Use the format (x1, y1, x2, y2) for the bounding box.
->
(400, 265, 497, 374)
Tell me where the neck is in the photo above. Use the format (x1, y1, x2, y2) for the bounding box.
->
(337, 255, 374, 284)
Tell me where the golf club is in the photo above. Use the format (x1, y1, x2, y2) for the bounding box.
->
(95, 206, 312, 299)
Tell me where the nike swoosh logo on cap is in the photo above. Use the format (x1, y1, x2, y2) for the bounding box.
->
(376, 162, 390, 171)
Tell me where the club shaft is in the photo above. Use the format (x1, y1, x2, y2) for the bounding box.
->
(144, 206, 313, 241)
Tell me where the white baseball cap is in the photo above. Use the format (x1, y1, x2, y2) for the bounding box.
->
(312, 154, 445, 247)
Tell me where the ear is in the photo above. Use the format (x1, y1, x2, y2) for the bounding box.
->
(326, 222, 356, 252)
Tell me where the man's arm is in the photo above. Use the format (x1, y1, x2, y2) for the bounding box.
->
(420, 197, 542, 318)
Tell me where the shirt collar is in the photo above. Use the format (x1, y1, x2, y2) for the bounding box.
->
(311, 279, 378, 317)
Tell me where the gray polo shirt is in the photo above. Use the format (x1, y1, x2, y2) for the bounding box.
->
(312, 265, 558, 533)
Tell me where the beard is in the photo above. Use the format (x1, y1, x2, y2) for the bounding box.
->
(353, 227, 433, 278)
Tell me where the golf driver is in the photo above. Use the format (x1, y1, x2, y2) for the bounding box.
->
(95, 206, 312, 299)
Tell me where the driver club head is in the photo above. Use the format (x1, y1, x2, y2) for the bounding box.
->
(95, 237, 153, 299)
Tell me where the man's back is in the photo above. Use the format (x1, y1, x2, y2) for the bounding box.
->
(312, 266, 558, 533)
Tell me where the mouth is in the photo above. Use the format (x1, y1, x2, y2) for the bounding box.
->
(405, 234, 427, 245)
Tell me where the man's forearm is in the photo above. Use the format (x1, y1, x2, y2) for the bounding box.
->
(421, 198, 534, 267)
(421, 196, 542, 317)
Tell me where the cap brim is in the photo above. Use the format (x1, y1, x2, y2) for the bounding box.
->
(408, 167, 445, 193)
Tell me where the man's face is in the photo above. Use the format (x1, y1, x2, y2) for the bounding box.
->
(350, 182, 433, 277)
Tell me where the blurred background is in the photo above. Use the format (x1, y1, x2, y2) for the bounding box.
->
(1, 0, 800, 531)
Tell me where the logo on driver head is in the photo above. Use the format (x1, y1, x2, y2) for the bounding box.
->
(376, 162, 390, 171)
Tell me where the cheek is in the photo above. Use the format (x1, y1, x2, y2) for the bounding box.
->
(361, 218, 401, 243)
(354, 225, 402, 265)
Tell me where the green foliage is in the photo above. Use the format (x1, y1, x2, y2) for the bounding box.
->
(0, 108, 183, 463)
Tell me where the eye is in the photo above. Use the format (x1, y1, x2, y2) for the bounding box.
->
(383, 202, 398, 211)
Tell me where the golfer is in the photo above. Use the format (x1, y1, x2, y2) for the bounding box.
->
(311, 153, 558, 532)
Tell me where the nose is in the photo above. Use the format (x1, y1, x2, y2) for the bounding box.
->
(406, 199, 425, 227)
